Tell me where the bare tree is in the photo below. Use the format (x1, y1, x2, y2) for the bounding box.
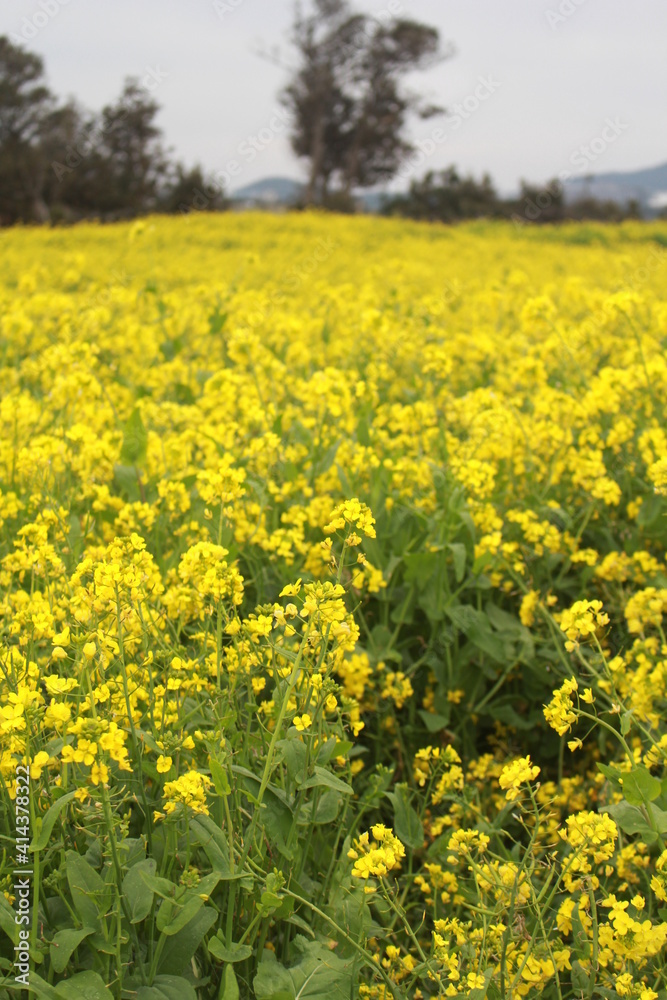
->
(281, 0, 450, 205)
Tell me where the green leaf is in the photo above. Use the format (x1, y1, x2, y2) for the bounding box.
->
(253, 952, 295, 1000)
(445, 605, 504, 662)
(621, 767, 662, 807)
(487, 700, 535, 731)
(120, 407, 148, 466)
(570, 960, 589, 993)
(597, 762, 623, 789)
(254, 937, 358, 1000)
(122, 858, 157, 923)
(0, 893, 18, 945)
(219, 964, 240, 1000)
(311, 790, 341, 825)
(386, 785, 423, 850)
(139, 871, 178, 898)
(66, 852, 111, 927)
(22, 972, 59, 999)
(157, 873, 221, 936)
(448, 543, 467, 583)
(620, 710, 633, 736)
(300, 766, 353, 795)
(31, 791, 77, 853)
(113, 463, 142, 501)
(159, 906, 217, 975)
(54, 971, 114, 999)
(50, 927, 95, 974)
(157, 895, 202, 937)
(418, 709, 450, 732)
(189, 816, 233, 877)
(210, 756, 231, 797)
(651, 803, 667, 834)
(209, 937, 253, 963)
(277, 738, 308, 785)
(467, 967, 493, 1000)
(233, 767, 295, 858)
(136, 976, 198, 1000)
(603, 802, 657, 842)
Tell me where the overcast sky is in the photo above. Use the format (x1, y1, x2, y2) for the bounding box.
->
(3, 0, 666, 195)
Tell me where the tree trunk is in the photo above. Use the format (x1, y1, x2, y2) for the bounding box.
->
(305, 111, 325, 206)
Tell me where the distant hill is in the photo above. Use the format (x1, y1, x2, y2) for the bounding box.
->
(231, 164, 667, 217)
(230, 176, 389, 212)
(563, 162, 667, 214)
(230, 177, 304, 206)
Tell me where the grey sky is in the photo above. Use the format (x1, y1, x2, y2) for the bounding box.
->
(3, 0, 665, 195)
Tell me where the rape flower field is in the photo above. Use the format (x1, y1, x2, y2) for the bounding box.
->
(1, 213, 667, 999)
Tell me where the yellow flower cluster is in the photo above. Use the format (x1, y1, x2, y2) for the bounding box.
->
(348, 824, 406, 885)
(559, 599, 609, 651)
(544, 677, 579, 736)
(498, 755, 541, 801)
(0, 214, 667, 995)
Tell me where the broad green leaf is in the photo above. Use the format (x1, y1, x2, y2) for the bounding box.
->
(157, 895, 203, 937)
(620, 710, 633, 736)
(66, 852, 111, 927)
(189, 815, 233, 876)
(386, 785, 424, 850)
(50, 927, 95, 974)
(597, 762, 622, 789)
(446, 605, 504, 662)
(157, 873, 221, 936)
(570, 960, 589, 993)
(312, 790, 341, 825)
(417, 709, 450, 733)
(253, 952, 295, 1000)
(136, 975, 198, 1000)
(234, 770, 295, 858)
(314, 737, 340, 766)
(0, 893, 18, 944)
(159, 906, 217, 975)
(210, 755, 231, 796)
(139, 871, 178, 898)
(602, 801, 644, 833)
(621, 767, 662, 807)
(258, 890, 285, 917)
(301, 767, 353, 795)
(113, 463, 142, 501)
(603, 802, 656, 842)
(219, 964, 240, 1000)
(123, 859, 157, 923)
(487, 701, 534, 731)
(120, 407, 148, 465)
(54, 970, 114, 999)
(277, 738, 308, 785)
(208, 936, 253, 963)
(254, 937, 360, 1000)
(22, 972, 59, 999)
(448, 542, 467, 582)
(467, 967, 494, 1000)
(651, 803, 667, 834)
(31, 791, 77, 853)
